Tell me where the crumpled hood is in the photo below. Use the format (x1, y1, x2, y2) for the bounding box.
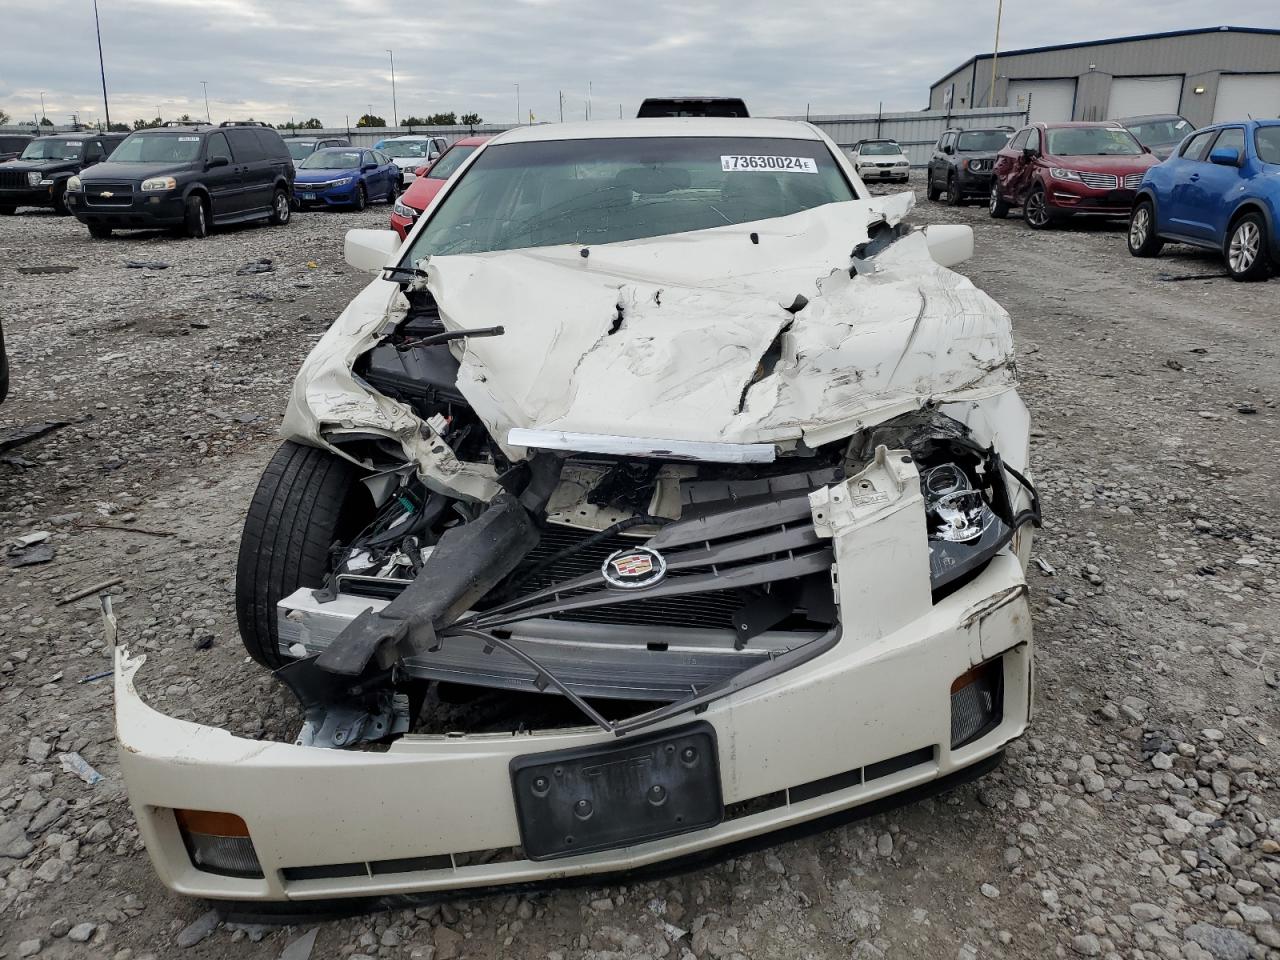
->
(427, 195, 1015, 448)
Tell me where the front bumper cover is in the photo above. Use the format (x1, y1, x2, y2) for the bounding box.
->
(115, 544, 1032, 901)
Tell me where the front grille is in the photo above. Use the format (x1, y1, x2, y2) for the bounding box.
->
(0, 170, 29, 190)
(1123, 172, 1144, 189)
(85, 181, 133, 206)
(1077, 171, 1118, 190)
(511, 527, 746, 629)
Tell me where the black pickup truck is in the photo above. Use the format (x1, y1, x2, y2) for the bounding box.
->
(0, 132, 128, 215)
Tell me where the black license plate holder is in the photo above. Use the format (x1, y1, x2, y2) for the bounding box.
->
(510, 721, 722, 861)
(1105, 189, 1136, 205)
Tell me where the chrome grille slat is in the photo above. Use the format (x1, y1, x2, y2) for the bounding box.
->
(1077, 171, 1118, 190)
(1123, 172, 1144, 189)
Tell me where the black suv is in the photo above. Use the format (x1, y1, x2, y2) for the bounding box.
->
(0, 132, 127, 215)
(0, 134, 34, 162)
(926, 127, 1014, 205)
(66, 122, 295, 238)
(283, 135, 352, 162)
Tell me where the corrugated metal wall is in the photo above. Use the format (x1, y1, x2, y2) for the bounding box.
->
(780, 108, 1029, 167)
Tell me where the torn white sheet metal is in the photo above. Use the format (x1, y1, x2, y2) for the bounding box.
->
(282, 192, 1013, 491)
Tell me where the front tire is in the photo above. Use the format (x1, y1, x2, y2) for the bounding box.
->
(352, 183, 367, 211)
(1127, 200, 1163, 258)
(183, 195, 209, 239)
(269, 188, 291, 225)
(989, 183, 1010, 219)
(1023, 185, 1053, 229)
(88, 223, 113, 239)
(926, 174, 941, 202)
(1225, 212, 1271, 282)
(52, 185, 70, 216)
(946, 174, 963, 206)
(387, 177, 401, 204)
(235, 441, 373, 669)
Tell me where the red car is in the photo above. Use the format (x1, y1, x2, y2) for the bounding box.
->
(989, 122, 1159, 229)
(390, 135, 491, 240)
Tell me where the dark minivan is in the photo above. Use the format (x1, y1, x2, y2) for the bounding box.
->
(0, 132, 127, 215)
(66, 122, 295, 238)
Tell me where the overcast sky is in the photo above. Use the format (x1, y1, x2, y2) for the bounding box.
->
(4, 1, 1279, 129)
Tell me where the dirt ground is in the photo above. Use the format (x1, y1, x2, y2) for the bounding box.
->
(1, 174, 1277, 960)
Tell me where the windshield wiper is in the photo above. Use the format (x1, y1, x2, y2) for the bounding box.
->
(396, 325, 505, 350)
(381, 265, 428, 281)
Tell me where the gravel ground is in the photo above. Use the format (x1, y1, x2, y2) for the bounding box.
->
(1, 174, 1278, 960)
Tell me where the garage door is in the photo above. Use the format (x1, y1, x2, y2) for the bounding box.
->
(1007, 79, 1077, 122)
(1213, 74, 1280, 123)
(1107, 76, 1183, 118)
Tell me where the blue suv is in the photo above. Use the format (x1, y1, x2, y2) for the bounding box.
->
(1128, 119, 1280, 281)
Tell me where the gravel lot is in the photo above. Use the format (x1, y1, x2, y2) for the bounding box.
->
(1, 175, 1278, 960)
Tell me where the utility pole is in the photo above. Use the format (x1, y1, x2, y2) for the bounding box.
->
(40, 92, 47, 124)
(989, 0, 1004, 108)
(92, 0, 112, 129)
(515, 83, 520, 126)
(559, 90, 564, 122)
(386, 50, 398, 127)
(201, 81, 210, 123)
(588, 81, 592, 120)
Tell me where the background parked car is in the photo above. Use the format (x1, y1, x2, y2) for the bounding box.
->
(1128, 120, 1280, 281)
(849, 139, 910, 183)
(376, 135, 447, 184)
(67, 123, 295, 239)
(1113, 115, 1195, 160)
(926, 127, 1013, 206)
(0, 134, 33, 162)
(390, 135, 490, 239)
(282, 135, 352, 162)
(0, 132, 127, 215)
(990, 122, 1159, 229)
(295, 147, 400, 211)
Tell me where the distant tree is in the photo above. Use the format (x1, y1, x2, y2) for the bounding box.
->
(132, 117, 162, 130)
(300, 117, 323, 129)
(401, 115, 427, 127)
(39, 117, 54, 126)
(107, 122, 129, 132)
(427, 111, 457, 125)
(0, 108, 10, 125)
(356, 113, 386, 127)
(177, 113, 192, 122)
(460, 112, 482, 131)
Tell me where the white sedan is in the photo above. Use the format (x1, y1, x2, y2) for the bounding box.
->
(851, 138, 912, 183)
(378, 134, 447, 183)
(115, 116, 1039, 901)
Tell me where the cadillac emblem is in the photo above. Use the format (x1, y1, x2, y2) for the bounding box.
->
(601, 546, 666, 589)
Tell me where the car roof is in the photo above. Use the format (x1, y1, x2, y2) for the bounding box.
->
(132, 126, 207, 134)
(451, 135, 494, 146)
(489, 117, 823, 145)
(1033, 121, 1123, 129)
(1115, 114, 1186, 123)
(386, 134, 442, 141)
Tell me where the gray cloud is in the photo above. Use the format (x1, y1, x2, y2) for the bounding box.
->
(3, 0, 1277, 128)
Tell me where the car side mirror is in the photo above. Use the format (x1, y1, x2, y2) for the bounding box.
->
(1022, 146, 1037, 160)
(1209, 147, 1241, 167)
(344, 228, 401, 273)
(362, 162, 378, 171)
(942, 145, 954, 155)
(207, 155, 229, 168)
(1140, 144, 1152, 154)
(923, 224, 974, 268)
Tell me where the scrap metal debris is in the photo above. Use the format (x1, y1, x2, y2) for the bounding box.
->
(57, 576, 124, 606)
(17, 265, 78, 275)
(1156, 272, 1226, 282)
(125, 260, 171, 270)
(0, 420, 69, 455)
(6, 531, 55, 567)
(236, 258, 275, 276)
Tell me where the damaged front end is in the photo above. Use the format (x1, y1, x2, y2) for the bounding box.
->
(116, 187, 1041, 900)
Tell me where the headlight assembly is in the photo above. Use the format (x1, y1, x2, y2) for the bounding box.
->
(1049, 167, 1083, 182)
(393, 200, 419, 219)
(27, 172, 43, 187)
(141, 177, 177, 192)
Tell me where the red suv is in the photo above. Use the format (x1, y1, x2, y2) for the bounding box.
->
(390, 135, 490, 240)
(989, 122, 1158, 229)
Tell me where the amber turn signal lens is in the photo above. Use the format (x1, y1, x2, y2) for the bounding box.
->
(174, 808, 251, 837)
(173, 809, 262, 878)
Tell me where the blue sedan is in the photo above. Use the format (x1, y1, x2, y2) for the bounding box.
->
(294, 147, 401, 211)
(1128, 119, 1280, 281)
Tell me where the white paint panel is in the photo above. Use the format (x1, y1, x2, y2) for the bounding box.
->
(1108, 76, 1183, 118)
(1213, 74, 1280, 123)
(1007, 79, 1077, 123)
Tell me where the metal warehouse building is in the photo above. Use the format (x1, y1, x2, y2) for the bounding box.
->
(928, 25, 1280, 127)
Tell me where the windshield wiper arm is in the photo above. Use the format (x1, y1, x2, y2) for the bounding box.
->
(381, 265, 428, 281)
(397, 325, 506, 350)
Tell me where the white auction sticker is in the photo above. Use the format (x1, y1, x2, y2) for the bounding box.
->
(721, 155, 818, 173)
(178, 136, 200, 141)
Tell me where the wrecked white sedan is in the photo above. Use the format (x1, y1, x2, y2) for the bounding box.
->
(115, 118, 1039, 900)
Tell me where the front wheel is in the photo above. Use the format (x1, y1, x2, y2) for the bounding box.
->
(387, 177, 401, 204)
(926, 172, 941, 201)
(88, 223, 112, 239)
(52, 186, 70, 216)
(1225, 213, 1272, 282)
(235, 441, 374, 669)
(1023, 185, 1054, 229)
(1127, 201, 1163, 258)
(183, 195, 209, 239)
(989, 183, 1010, 219)
(269, 188, 291, 225)
(946, 174, 963, 206)
(352, 183, 367, 211)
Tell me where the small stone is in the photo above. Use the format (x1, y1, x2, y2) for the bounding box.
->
(28, 738, 52, 763)
(176, 909, 220, 948)
(1151, 752, 1174, 770)
(1237, 904, 1270, 924)
(1183, 922, 1251, 960)
(433, 925, 463, 960)
(68, 923, 97, 943)
(18, 941, 42, 958)
(50, 918, 72, 938)
(1071, 933, 1101, 956)
(1130, 902, 1164, 922)
(590, 897, 614, 912)
(876, 832, 893, 857)
(980, 883, 999, 899)
(279, 928, 319, 960)
(0, 819, 35, 859)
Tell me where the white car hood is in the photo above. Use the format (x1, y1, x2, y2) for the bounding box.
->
(285, 194, 1015, 491)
